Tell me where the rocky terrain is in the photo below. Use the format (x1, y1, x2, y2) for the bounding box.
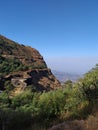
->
(0, 35, 98, 130)
(0, 35, 60, 95)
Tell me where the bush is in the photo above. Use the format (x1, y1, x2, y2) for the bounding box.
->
(0, 57, 27, 75)
(37, 90, 67, 119)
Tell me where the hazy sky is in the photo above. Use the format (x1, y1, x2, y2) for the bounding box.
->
(0, 0, 98, 74)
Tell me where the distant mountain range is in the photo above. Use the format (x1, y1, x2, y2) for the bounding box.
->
(52, 70, 82, 83)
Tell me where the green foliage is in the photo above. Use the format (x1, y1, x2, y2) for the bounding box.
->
(4, 81, 14, 91)
(0, 93, 10, 108)
(64, 86, 90, 119)
(63, 80, 73, 88)
(0, 37, 18, 55)
(37, 89, 67, 119)
(0, 56, 46, 76)
(28, 62, 46, 69)
(0, 64, 98, 129)
(77, 64, 98, 101)
(12, 90, 34, 108)
(0, 57, 27, 75)
(0, 87, 92, 130)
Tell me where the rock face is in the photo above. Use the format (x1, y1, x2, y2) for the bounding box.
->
(0, 35, 61, 94)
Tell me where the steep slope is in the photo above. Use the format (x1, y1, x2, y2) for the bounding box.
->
(0, 35, 60, 94)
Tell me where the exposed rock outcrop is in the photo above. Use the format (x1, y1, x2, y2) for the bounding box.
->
(0, 35, 61, 94)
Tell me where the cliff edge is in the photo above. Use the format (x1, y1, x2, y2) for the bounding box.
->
(0, 35, 61, 95)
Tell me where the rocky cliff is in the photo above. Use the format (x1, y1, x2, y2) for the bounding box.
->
(0, 35, 60, 95)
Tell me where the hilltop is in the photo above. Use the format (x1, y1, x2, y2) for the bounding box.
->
(0, 35, 60, 94)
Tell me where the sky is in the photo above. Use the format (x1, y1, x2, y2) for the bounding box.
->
(0, 0, 98, 74)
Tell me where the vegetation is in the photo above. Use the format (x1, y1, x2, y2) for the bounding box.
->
(0, 37, 18, 55)
(0, 35, 47, 73)
(0, 64, 98, 130)
(0, 56, 27, 75)
(0, 56, 46, 76)
(0, 35, 97, 129)
(28, 62, 46, 69)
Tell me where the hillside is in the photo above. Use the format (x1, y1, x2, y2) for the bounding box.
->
(0, 64, 98, 130)
(0, 35, 60, 94)
(0, 35, 98, 130)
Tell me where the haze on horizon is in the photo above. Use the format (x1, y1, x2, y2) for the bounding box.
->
(45, 56, 98, 74)
(0, 0, 98, 74)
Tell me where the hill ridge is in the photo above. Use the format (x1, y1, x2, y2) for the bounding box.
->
(0, 35, 61, 94)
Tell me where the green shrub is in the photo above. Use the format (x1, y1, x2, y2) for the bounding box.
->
(0, 64, 98, 129)
(0, 57, 27, 75)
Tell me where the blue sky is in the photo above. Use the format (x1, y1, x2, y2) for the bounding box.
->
(0, 0, 98, 74)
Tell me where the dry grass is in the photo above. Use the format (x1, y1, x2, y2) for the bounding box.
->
(86, 115, 98, 130)
(49, 115, 98, 130)
(48, 120, 85, 130)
